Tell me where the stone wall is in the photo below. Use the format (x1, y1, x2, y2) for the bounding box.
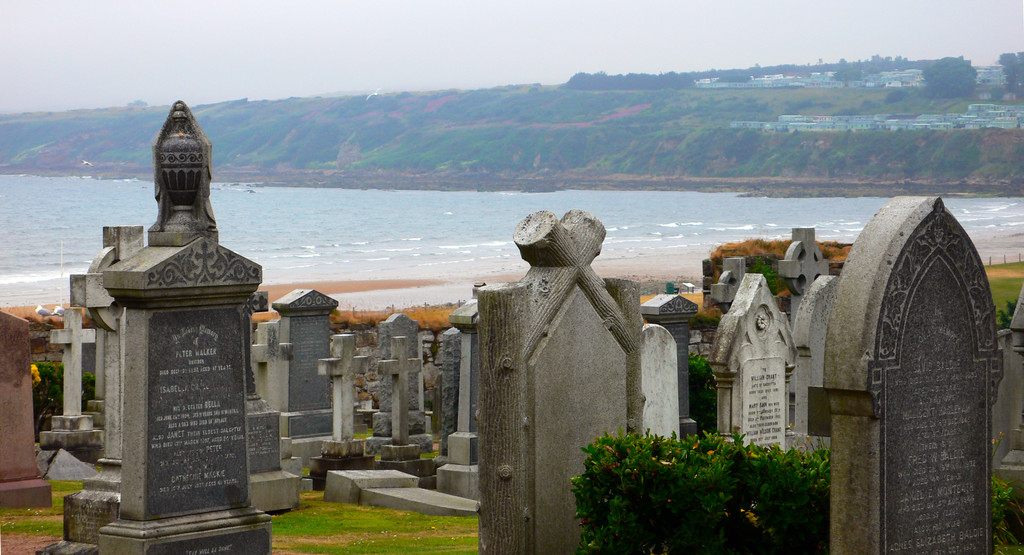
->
(29, 321, 62, 364)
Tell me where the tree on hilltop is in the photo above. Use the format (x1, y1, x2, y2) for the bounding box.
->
(999, 52, 1024, 94)
(922, 57, 977, 98)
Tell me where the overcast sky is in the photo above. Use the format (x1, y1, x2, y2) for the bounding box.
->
(3, 1, 1022, 113)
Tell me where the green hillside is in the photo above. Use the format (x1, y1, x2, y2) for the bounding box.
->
(2, 86, 1023, 194)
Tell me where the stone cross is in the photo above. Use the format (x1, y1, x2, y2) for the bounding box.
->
(51, 308, 96, 417)
(378, 336, 419, 446)
(252, 320, 293, 410)
(779, 228, 829, 324)
(709, 257, 746, 313)
(318, 334, 368, 442)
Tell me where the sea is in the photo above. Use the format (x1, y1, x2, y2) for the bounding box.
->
(2, 174, 1024, 307)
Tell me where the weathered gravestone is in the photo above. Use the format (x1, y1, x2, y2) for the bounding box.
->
(0, 311, 51, 509)
(266, 289, 338, 463)
(368, 313, 432, 454)
(790, 275, 837, 447)
(40, 307, 103, 463)
(709, 273, 795, 447)
(640, 324, 680, 437)
(994, 283, 1024, 493)
(251, 320, 302, 477)
(96, 101, 271, 553)
(437, 300, 481, 499)
(308, 334, 375, 490)
(641, 293, 699, 436)
(709, 257, 746, 313)
(477, 209, 642, 554)
(39, 226, 143, 554)
(439, 326, 461, 458)
(779, 227, 829, 325)
(825, 197, 999, 554)
(245, 293, 300, 512)
(377, 336, 436, 486)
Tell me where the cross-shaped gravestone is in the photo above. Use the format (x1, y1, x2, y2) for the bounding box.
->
(252, 321, 293, 410)
(318, 334, 368, 443)
(779, 228, 829, 324)
(51, 307, 96, 418)
(709, 257, 746, 313)
(378, 336, 419, 446)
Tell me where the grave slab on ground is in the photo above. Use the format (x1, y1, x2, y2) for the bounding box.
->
(324, 469, 476, 517)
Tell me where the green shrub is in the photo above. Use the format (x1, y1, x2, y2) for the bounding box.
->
(748, 256, 786, 295)
(998, 300, 1017, 330)
(573, 432, 830, 554)
(993, 475, 1023, 546)
(688, 353, 717, 434)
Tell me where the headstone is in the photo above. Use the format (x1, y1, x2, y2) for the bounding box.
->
(368, 313, 432, 455)
(40, 307, 103, 463)
(250, 320, 301, 477)
(377, 336, 436, 485)
(709, 257, 746, 313)
(439, 326, 461, 457)
(308, 334, 374, 490)
(779, 228, 829, 325)
(40, 226, 142, 554)
(96, 101, 271, 553)
(641, 294, 699, 436)
(709, 273, 795, 447)
(268, 288, 338, 463)
(825, 197, 999, 553)
(640, 324, 679, 437)
(437, 300, 481, 499)
(477, 209, 642, 553)
(245, 293, 300, 512)
(994, 283, 1024, 493)
(790, 275, 837, 446)
(0, 311, 51, 508)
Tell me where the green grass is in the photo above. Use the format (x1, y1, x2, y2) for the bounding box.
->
(0, 480, 80, 537)
(987, 261, 1024, 310)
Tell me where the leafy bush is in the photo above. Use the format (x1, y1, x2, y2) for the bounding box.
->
(688, 353, 717, 434)
(998, 300, 1017, 330)
(748, 256, 785, 295)
(573, 432, 830, 554)
(993, 475, 1022, 546)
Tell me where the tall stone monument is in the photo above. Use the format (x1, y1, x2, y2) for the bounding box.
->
(790, 275, 837, 445)
(437, 300, 481, 499)
(96, 101, 271, 553)
(709, 257, 746, 313)
(0, 311, 51, 508)
(641, 293, 699, 436)
(779, 227, 829, 325)
(368, 313, 432, 454)
(477, 209, 642, 554)
(709, 273, 795, 447)
(266, 288, 338, 462)
(438, 326, 461, 458)
(40, 307, 103, 463)
(825, 197, 999, 554)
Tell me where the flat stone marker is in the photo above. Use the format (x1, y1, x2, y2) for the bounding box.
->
(97, 101, 271, 553)
(709, 273, 795, 447)
(825, 197, 1000, 554)
(0, 311, 51, 508)
(779, 227, 829, 325)
(477, 209, 642, 554)
(640, 324, 680, 437)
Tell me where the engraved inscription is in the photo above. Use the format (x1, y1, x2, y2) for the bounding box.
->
(882, 259, 989, 553)
(287, 315, 331, 412)
(287, 412, 333, 438)
(741, 357, 786, 446)
(247, 411, 280, 474)
(146, 528, 270, 555)
(147, 308, 248, 517)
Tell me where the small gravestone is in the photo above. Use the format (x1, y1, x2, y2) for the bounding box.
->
(825, 197, 999, 553)
(267, 288, 337, 463)
(437, 300, 481, 499)
(640, 324, 680, 437)
(96, 101, 271, 553)
(439, 326, 461, 457)
(709, 273, 795, 447)
(308, 334, 375, 490)
(477, 209, 642, 553)
(790, 275, 837, 446)
(40, 226, 143, 554)
(245, 293, 300, 512)
(0, 311, 51, 509)
(377, 336, 436, 485)
(710, 257, 746, 313)
(641, 294, 699, 436)
(251, 320, 302, 478)
(40, 308, 103, 463)
(779, 228, 829, 325)
(368, 314, 432, 455)
(994, 283, 1024, 492)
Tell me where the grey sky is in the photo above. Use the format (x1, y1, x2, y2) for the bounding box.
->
(3, 0, 1022, 113)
